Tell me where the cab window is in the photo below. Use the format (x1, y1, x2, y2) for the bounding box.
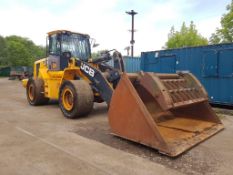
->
(49, 34, 61, 55)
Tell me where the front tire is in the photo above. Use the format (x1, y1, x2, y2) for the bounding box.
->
(59, 80, 94, 119)
(26, 79, 49, 105)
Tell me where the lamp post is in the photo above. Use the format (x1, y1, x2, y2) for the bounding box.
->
(124, 46, 130, 56)
(126, 10, 137, 57)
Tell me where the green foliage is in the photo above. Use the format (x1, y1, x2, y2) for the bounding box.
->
(91, 50, 108, 59)
(165, 21, 208, 49)
(209, 0, 233, 44)
(0, 36, 7, 65)
(91, 52, 100, 59)
(0, 35, 45, 67)
(209, 30, 222, 44)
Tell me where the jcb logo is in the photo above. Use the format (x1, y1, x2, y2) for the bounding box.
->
(80, 63, 95, 77)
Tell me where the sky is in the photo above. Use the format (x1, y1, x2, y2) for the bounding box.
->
(0, 0, 231, 55)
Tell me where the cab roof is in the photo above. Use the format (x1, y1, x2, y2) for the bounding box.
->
(47, 30, 90, 38)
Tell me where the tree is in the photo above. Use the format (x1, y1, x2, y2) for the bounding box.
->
(0, 35, 46, 67)
(91, 50, 108, 59)
(209, 31, 222, 44)
(0, 36, 7, 65)
(6, 40, 32, 66)
(165, 21, 208, 49)
(209, 0, 233, 44)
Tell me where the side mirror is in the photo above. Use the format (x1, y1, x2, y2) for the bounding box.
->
(93, 43, 99, 48)
(90, 38, 99, 48)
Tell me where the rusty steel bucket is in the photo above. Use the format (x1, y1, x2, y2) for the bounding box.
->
(108, 72, 224, 157)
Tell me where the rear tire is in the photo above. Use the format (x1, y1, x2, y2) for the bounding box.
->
(26, 79, 49, 105)
(59, 80, 94, 119)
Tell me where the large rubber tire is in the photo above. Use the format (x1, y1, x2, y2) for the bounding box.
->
(59, 80, 94, 119)
(26, 79, 49, 105)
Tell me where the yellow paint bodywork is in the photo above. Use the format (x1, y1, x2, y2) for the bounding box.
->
(61, 87, 74, 111)
(22, 79, 28, 88)
(22, 57, 107, 100)
(37, 58, 79, 100)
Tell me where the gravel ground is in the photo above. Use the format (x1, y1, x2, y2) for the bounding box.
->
(1, 78, 233, 175)
(73, 105, 222, 175)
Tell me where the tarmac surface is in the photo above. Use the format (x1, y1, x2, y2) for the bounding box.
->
(0, 78, 233, 175)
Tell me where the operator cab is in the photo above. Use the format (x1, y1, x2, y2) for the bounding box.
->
(47, 30, 91, 71)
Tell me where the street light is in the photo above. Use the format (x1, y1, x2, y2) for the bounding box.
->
(124, 46, 130, 56)
(126, 10, 138, 57)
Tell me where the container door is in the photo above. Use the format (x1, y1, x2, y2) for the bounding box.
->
(157, 54, 176, 73)
(202, 50, 218, 77)
(218, 50, 233, 77)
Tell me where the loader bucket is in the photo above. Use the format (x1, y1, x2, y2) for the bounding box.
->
(108, 72, 224, 157)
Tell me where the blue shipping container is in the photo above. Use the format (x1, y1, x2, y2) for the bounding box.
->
(141, 43, 233, 106)
(107, 56, 141, 73)
(123, 56, 141, 73)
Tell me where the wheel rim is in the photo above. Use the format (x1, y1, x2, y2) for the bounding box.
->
(28, 84, 34, 101)
(62, 88, 74, 111)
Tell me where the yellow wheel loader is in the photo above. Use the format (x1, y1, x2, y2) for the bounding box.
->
(22, 30, 224, 157)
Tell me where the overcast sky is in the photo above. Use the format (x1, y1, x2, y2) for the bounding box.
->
(0, 0, 231, 55)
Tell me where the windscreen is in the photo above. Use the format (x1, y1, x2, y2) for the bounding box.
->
(61, 33, 91, 61)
